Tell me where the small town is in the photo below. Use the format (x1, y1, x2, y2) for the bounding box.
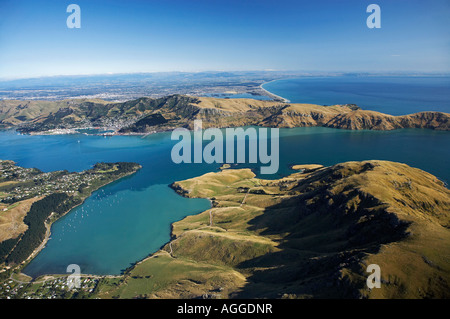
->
(0, 275, 100, 299)
(0, 160, 113, 205)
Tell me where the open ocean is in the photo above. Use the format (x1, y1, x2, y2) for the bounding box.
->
(262, 76, 450, 115)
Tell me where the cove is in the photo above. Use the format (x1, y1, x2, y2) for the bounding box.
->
(0, 126, 447, 277)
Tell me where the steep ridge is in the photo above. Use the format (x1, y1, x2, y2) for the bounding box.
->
(0, 95, 448, 133)
(100, 160, 450, 298)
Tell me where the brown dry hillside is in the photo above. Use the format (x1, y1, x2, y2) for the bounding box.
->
(1, 95, 448, 133)
(0, 197, 42, 242)
(100, 160, 450, 299)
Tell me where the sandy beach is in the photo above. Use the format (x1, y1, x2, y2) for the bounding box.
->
(260, 80, 290, 103)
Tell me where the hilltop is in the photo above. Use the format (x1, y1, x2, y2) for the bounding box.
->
(94, 160, 450, 299)
(0, 95, 448, 133)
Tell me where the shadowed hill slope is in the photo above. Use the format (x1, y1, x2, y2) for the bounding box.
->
(97, 160, 450, 299)
(1, 95, 448, 133)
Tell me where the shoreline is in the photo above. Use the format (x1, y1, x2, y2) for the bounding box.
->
(6, 92, 450, 136)
(16, 177, 212, 281)
(259, 80, 290, 103)
(8, 166, 142, 279)
(127, 195, 214, 274)
(8, 160, 450, 290)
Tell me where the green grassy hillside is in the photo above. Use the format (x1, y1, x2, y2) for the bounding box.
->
(95, 160, 450, 299)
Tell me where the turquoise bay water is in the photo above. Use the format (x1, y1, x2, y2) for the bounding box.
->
(25, 184, 209, 276)
(0, 76, 448, 277)
(0, 126, 448, 277)
(0, 131, 216, 277)
(263, 76, 450, 115)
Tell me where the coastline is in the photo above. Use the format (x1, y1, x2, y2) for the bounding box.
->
(18, 179, 212, 280)
(128, 196, 214, 273)
(259, 80, 290, 103)
(6, 159, 450, 297)
(6, 92, 450, 136)
(9, 166, 142, 278)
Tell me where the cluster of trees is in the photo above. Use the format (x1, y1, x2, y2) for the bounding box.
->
(92, 162, 140, 175)
(0, 237, 20, 264)
(115, 162, 140, 174)
(54, 196, 82, 216)
(1, 161, 140, 267)
(78, 182, 89, 193)
(4, 193, 69, 265)
(119, 113, 168, 133)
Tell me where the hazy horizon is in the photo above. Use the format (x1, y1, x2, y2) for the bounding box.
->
(2, 70, 450, 83)
(1, 0, 449, 79)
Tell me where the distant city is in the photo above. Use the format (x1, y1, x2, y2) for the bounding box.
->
(1, 71, 445, 102)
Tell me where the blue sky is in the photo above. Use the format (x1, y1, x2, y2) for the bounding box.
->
(0, 0, 449, 78)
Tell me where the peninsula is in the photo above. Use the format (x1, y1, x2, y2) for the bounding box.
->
(0, 95, 448, 134)
(94, 160, 450, 299)
(2, 160, 449, 299)
(0, 161, 141, 274)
